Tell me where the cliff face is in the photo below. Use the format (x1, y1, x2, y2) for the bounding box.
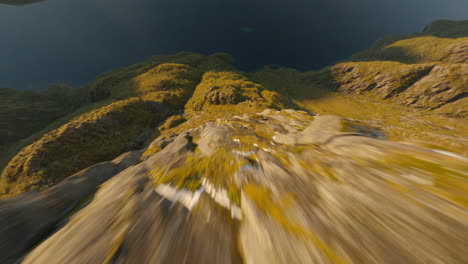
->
(330, 21, 468, 118)
(329, 62, 467, 116)
(0, 20, 467, 264)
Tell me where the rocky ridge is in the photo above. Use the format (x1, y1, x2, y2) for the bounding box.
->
(0, 19, 467, 264)
(1, 109, 466, 263)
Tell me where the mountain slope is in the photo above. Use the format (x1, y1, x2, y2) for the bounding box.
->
(0, 19, 467, 264)
(351, 20, 468, 63)
(0, 87, 67, 146)
(2, 109, 467, 264)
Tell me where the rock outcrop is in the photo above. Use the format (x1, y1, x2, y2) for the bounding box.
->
(0, 20, 467, 264)
(330, 62, 467, 116)
(0, 150, 142, 263)
(1, 109, 463, 264)
(185, 71, 289, 112)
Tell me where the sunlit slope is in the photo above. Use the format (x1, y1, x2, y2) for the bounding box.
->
(1, 20, 467, 198)
(351, 20, 468, 63)
(0, 54, 291, 197)
(0, 20, 467, 264)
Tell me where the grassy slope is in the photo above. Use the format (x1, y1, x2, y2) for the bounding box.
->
(351, 20, 468, 63)
(0, 52, 290, 197)
(298, 93, 468, 155)
(0, 99, 115, 173)
(1, 20, 467, 197)
(251, 20, 468, 154)
(85, 52, 234, 101)
(251, 67, 468, 155)
(0, 87, 69, 145)
(0, 98, 164, 197)
(351, 36, 468, 63)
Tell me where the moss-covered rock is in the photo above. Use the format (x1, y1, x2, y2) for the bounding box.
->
(185, 71, 290, 112)
(330, 62, 435, 98)
(1, 21, 467, 200)
(85, 52, 233, 102)
(401, 64, 467, 110)
(328, 62, 467, 116)
(0, 98, 167, 197)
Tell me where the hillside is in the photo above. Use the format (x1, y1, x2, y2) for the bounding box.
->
(0, 87, 67, 146)
(0, 20, 467, 264)
(351, 20, 468, 63)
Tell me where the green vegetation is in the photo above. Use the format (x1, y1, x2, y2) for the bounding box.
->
(351, 19, 468, 63)
(0, 85, 89, 174)
(0, 99, 115, 174)
(2, 20, 467, 198)
(352, 36, 468, 63)
(422, 20, 468, 38)
(0, 85, 86, 146)
(0, 98, 164, 197)
(151, 149, 246, 204)
(297, 93, 468, 155)
(251, 67, 332, 99)
(154, 70, 294, 137)
(330, 61, 436, 98)
(158, 114, 186, 132)
(0, 53, 235, 196)
(85, 52, 233, 102)
(185, 71, 290, 112)
(0, 87, 65, 145)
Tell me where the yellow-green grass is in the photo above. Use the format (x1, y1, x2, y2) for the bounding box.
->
(0, 99, 116, 175)
(0, 98, 163, 197)
(296, 93, 468, 155)
(0, 87, 71, 146)
(85, 52, 233, 102)
(151, 149, 246, 204)
(422, 20, 468, 38)
(185, 71, 290, 112)
(351, 36, 468, 63)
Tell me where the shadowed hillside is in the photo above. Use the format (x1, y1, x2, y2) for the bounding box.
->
(0, 20, 467, 264)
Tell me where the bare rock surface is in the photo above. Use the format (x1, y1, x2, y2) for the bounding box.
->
(1, 109, 466, 264)
(0, 150, 142, 264)
(331, 62, 467, 117)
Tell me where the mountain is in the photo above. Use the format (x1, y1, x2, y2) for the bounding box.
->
(0, 20, 467, 264)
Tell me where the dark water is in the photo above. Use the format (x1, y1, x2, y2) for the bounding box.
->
(1, 0, 467, 90)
